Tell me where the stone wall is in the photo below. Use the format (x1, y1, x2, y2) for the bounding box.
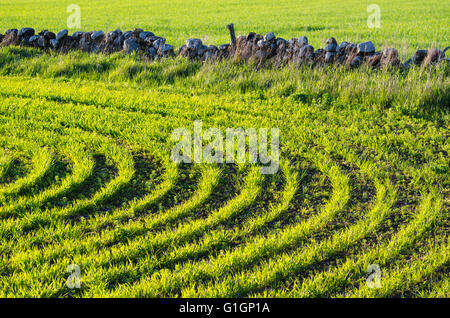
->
(1, 27, 448, 69)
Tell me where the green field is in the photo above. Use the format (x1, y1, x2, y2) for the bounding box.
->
(0, 0, 449, 298)
(1, 0, 450, 56)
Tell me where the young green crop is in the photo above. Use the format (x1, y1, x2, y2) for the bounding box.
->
(0, 43, 448, 297)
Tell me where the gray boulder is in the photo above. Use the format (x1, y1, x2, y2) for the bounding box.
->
(197, 44, 208, 57)
(79, 32, 92, 52)
(299, 44, 314, 59)
(276, 38, 286, 46)
(91, 30, 105, 41)
(5, 29, 18, 35)
(139, 31, 154, 41)
(298, 36, 308, 47)
(161, 44, 174, 55)
(246, 32, 256, 40)
(357, 41, 375, 55)
(49, 39, 59, 49)
(72, 31, 84, 40)
(123, 38, 139, 53)
(257, 40, 267, 48)
(324, 43, 337, 52)
(177, 44, 187, 55)
(43, 31, 56, 40)
(208, 45, 218, 51)
(186, 38, 202, 50)
(219, 44, 230, 50)
(325, 51, 336, 63)
(132, 28, 144, 38)
(264, 32, 276, 42)
(21, 36, 32, 46)
(29, 35, 40, 43)
(56, 29, 68, 41)
(123, 31, 133, 39)
(112, 29, 122, 36)
(18, 27, 34, 38)
(37, 36, 45, 47)
(412, 49, 428, 65)
(146, 47, 157, 59)
(351, 55, 362, 67)
(153, 37, 166, 50)
(324, 37, 338, 52)
(337, 41, 349, 53)
(403, 58, 413, 69)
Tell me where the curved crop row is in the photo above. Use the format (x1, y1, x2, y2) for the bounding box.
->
(0, 65, 447, 298)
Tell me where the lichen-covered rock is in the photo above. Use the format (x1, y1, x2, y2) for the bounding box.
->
(153, 37, 166, 50)
(276, 38, 286, 46)
(114, 35, 125, 48)
(257, 40, 267, 48)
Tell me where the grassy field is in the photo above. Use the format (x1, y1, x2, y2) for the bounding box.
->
(1, 0, 450, 57)
(0, 0, 449, 298)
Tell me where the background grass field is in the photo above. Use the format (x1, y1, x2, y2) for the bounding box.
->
(0, 0, 449, 298)
(1, 0, 450, 56)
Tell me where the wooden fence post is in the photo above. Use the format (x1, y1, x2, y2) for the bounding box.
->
(227, 23, 236, 48)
